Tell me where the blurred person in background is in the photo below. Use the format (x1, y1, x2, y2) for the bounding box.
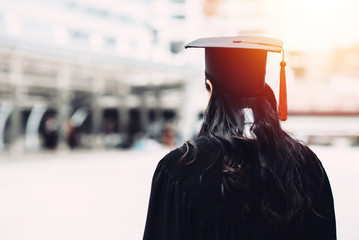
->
(143, 36, 336, 240)
(42, 114, 59, 150)
(67, 123, 79, 149)
(161, 123, 176, 147)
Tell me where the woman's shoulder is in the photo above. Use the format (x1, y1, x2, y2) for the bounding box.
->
(157, 136, 220, 176)
(160, 135, 214, 160)
(298, 143, 324, 171)
(291, 143, 327, 193)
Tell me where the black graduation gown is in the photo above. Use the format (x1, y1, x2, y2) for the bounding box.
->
(143, 136, 336, 240)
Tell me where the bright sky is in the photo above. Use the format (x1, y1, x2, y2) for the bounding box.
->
(283, 0, 359, 50)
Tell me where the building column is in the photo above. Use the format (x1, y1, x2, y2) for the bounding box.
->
(25, 103, 47, 151)
(91, 72, 104, 147)
(154, 87, 162, 123)
(91, 93, 102, 135)
(56, 63, 71, 150)
(118, 82, 130, 133)
(139, 92, 148, 134)
(9, 53, 23, 155)
(0, 102, 13, 150)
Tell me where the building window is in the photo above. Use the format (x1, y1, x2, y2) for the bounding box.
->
(292, 67, 306, 79)
(71, 30, 89, 41)
(171, 15, 186, 19)
(105, 37, 117, 47)
(65, 1, 77, 9)
(85, 7, 110, 18)
(170, 41, 185, 54)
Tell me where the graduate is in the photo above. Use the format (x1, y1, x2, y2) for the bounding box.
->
(143, 36, 336, 240)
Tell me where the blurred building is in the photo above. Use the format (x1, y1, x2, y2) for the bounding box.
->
(0, 0, 205, 152)
(286, 47, 359, 113)
(0, 0, 358, 153)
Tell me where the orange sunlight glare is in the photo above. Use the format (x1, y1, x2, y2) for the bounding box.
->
(283, 0, 359, 50)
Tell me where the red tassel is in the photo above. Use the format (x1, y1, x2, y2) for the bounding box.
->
(278, 60, 287, 121)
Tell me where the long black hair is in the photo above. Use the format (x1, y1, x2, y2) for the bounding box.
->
(181, 80, 323, 232)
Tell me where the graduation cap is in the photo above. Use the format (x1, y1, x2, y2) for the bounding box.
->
(185, 36, 288, 121)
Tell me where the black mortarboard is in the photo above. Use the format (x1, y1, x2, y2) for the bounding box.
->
(185, 36, 288, 121)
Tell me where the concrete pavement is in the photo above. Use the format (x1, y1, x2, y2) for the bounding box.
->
(0, 146, 358, 240)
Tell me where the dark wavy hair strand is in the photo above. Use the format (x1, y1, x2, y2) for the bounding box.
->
(180, 81, 324, 232)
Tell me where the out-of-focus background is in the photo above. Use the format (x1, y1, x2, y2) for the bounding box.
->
(0, 0, 358, 239)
